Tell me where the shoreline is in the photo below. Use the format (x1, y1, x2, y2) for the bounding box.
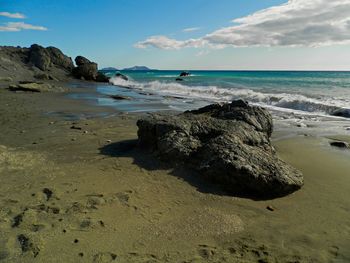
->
(0, 81, 349, 262)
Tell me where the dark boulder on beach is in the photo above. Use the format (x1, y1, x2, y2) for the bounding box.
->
(72, 56, 98, 81)
(28, 44, 74, 72)
(137, 100, 304, 198)
(330, 141, 349, 149)
(28, 44, 51, 71)
(331, 108, 350, 118)
(46, 46, 74, 71)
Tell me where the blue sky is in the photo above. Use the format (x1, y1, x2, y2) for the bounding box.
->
(1, 0, 350, 70)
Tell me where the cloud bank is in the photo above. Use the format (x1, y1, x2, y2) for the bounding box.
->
(135, 0, 350, 49)
(0, 22, 47, 32)
(0, 12, 25, 19)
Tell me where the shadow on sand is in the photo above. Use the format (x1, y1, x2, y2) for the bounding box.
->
(99, 140, 278, 201)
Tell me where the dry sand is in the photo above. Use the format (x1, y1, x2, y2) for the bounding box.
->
(0, 84, 349, 262)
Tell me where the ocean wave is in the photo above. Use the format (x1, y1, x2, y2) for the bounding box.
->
(109, 77, 350, 116)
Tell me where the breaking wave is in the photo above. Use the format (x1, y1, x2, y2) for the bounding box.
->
(109, 77, 350, 116)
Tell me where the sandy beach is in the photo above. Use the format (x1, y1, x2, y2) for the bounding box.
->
(0, 82, 349, 263)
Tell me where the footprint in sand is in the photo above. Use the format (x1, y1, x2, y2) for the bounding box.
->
(93, 252, 118, 263)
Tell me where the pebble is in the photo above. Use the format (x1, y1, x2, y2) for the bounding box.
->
(266, 205, 275, 211)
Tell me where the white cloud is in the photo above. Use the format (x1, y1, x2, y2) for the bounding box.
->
(134, 35, 206, 50)
(0, 22, 47, 32)
(183, 27, 201, 32)
(0, 12, 25, 19)
(135, 0, 350, 50)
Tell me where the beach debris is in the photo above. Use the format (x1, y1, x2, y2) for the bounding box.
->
(176, 78, 184, 81)
(330, 141, 349, 149)
(137, 100, 304, 199)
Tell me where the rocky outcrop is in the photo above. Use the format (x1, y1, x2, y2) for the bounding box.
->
(72, 56, 101, 81)
(137, 100, 303, 198)
(28, 44, 74, 72)
(46, 46, 74, 70)
(0, 44, 108, 83)
(72, 55, 109, 82)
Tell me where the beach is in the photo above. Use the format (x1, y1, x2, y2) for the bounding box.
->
(0, 81, 349, 262)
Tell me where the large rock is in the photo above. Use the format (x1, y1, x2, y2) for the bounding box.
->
(137, 100, 303, 198)
(28, 44, 51, 71)
(46, 47, 74, 71)
(72, 56, 98, 81)
(28, 44, 74, 72)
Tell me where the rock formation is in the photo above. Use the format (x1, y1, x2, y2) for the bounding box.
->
(0, 44, 109, 83)
(137, 100, 304, 198)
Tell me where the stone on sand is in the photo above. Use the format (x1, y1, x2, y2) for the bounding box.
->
(137, 100, 304, 198)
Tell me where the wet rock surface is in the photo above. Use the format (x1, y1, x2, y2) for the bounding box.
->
(137, 100, 304, 198)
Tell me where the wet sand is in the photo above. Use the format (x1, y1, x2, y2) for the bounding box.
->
(0, 84, 349, 262)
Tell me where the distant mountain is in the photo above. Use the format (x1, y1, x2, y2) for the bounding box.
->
(100, 67, 118, 71)
(122, 66, 153, 71)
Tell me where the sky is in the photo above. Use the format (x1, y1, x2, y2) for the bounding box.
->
(1, 0, 350, 70)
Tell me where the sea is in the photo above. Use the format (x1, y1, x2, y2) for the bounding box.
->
(70, 70, 350, 135)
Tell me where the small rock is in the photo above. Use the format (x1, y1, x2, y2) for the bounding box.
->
(70, 126, 82, 130)
(109, 95, 131, 100)
(106, 140, 112, 143)
(266, 205, 275, 211)
(330, 141, 349, 149)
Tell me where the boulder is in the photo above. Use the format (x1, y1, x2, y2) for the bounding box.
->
(330, 141, 349, 149)
(28, 44, 51, 71)
(137, 100, 303, 198)
(331, 108, 350, 118)
(96, 72, 110, 82)
(46, 47, 74, 71)
(75, 56, 91, 66)
(72, 56, 98, 81)
(9, 82, 64, 92)
(180, 71, 190, 77)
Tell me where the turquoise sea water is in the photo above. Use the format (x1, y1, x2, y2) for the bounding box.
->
(98, 70, 350, 116)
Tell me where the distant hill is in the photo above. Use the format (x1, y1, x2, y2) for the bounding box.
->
(122, 66, 153, 71)
(100, 67, 118, 71)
